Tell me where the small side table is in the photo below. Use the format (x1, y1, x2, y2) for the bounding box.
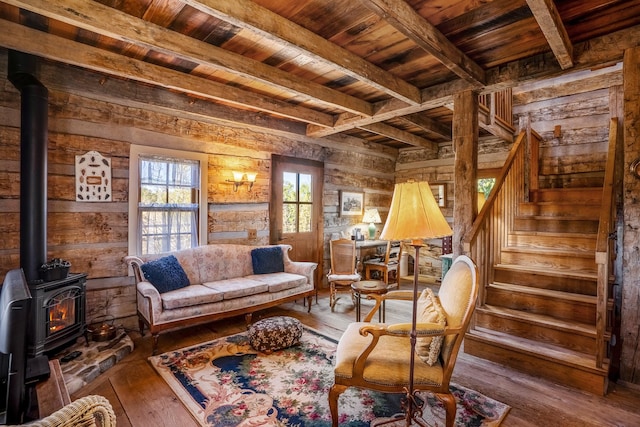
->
(351, 280, 389, 322)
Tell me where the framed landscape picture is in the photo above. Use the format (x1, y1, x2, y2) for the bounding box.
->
(340, 191, 364, 216)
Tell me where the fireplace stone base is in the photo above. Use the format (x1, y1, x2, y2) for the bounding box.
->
(55, 329, 134, 395)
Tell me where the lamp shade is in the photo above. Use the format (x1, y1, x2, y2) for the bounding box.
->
(362, 208, 381, 224)
(380, 181, 452, 242)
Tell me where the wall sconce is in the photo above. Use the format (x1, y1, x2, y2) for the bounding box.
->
(227, 171, 257, 192)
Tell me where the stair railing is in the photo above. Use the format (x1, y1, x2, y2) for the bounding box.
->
(595, 117, 621, 368)
(463, 130, 539, 307)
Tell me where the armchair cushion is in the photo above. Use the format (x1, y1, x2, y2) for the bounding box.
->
(141, 255, 190, 294)
(334, 322, 444, 387)
(415, 288, 447, 366)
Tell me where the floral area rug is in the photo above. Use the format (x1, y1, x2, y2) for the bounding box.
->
(149, 327, 510, 426)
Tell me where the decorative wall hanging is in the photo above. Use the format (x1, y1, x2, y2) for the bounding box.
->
(339, 191, 364, 216)
(75, 151, 112, 202)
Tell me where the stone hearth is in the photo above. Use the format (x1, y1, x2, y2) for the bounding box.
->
(55, 328, 134, 395)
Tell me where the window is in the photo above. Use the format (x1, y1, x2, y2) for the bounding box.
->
(282, 172, 312, 234)
(128, 145, 208, 256)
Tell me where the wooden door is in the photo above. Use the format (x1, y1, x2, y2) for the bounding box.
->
(270, 155, 324, 286)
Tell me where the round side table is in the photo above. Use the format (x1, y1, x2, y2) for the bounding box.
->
(351, 280, 389, 322)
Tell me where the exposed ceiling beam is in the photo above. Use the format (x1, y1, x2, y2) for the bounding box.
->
(526, 0, 574, 69)
(358, 122, 437, 149)
(4, 0, 375, 117)
(402, 113, 452, 139)
(360, 0, 486, 86)
(308, 23, 640, 138)
(0, 19, 336, 127)
(183, 0, 422, 106)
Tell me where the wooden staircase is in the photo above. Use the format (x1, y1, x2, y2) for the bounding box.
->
(462, 121, 621, 395)
(464, 187, 610, 394)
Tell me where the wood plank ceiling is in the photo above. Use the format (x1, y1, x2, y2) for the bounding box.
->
(1, 0, 639, 150)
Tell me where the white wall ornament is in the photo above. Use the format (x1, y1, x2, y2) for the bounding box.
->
(75, 151, 112, 202)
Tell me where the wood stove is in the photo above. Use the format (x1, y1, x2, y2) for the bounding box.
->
(27, 273, 87, 357)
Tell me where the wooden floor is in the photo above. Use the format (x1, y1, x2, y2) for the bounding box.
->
(72, 284, 640, 427)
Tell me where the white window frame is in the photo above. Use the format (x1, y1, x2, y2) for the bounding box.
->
(128, 144, 208, 256)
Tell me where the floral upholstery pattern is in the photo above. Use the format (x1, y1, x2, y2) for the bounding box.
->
(124, 244, 317, 355)
(248, 316, 303, 353)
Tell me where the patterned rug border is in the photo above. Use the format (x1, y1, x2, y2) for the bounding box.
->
(149, 325, 510, 426)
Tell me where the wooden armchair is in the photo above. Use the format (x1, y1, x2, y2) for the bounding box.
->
(364, 241, 401, 288)
(326, 238, 360, 311)
(329, 255, 478, 427)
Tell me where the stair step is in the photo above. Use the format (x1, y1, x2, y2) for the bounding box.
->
(507, 230, 596, 252)
(519, 201, 600, 219)
(500, 246, 596, 272)
(476, 305, 597, 354)
(514, 216, 599, 233)
(464, 327, 609, 394)
(530, 187, 603, 203)
(494, 264, 597, 295)
(486, 282, 596, 324)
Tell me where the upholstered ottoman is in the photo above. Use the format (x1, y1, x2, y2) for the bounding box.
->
(248, 316, 303, 353)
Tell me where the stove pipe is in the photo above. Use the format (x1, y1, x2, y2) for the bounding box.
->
(7, 51, 48, 284)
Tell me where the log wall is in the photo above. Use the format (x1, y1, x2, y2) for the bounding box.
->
(621, 47, 640, 385)
(0, 51, 395, 329)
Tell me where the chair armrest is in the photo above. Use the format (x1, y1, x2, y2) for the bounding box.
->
(351, 322, 448, 372)
(285, 261, 317, 282)
(280, 245, 318, 287)
(28, 395, 116, 427)
(136, 281, 162, 322)
(387, 322, 446, 336)
(361, 290, 414, 322)
(124, 255, 145, 283)
(381, 290, 415, 300)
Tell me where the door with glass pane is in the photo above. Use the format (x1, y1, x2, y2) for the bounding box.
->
(270, 155, 323, 285)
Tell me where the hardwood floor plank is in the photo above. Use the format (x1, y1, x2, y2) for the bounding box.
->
(70, 287, 640, 427)
(110, 359, 199, 426)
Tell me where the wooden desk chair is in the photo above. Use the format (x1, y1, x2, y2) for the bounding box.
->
(364, 241, 401, 288)
(329, 255, 479, 427)
(327, 238, 360, 311)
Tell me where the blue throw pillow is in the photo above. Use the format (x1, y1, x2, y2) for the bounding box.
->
(251, 247, 284, 274)
(140, 255, 190, 293)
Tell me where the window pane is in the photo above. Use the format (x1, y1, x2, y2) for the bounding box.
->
(168, 187, 193, 203)
(283, 172, 297, 202)
(283, 204, 297, 233)
(141, 184, 167, 203)
(138, 155, 200, 255)
(299, 174, 312, 202)
(299, 204, 311, 232)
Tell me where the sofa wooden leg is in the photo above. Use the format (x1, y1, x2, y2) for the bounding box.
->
(245, 312, 253, 325)
(151, 334, 159, 356)
(138, 317, 146, 336)
(306, 295, 313, 312)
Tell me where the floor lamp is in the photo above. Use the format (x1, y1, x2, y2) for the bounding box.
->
(378, 180, 453, 426)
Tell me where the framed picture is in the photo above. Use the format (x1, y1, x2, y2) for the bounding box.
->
(339, 191, 364, 216)
(431, 183, 446, 207)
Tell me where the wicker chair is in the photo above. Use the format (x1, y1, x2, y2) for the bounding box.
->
(326, 238, 360, 311)
(20, 395, 116, 427)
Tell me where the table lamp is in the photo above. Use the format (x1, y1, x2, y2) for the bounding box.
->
(362, 208, 382, 239)
(379, 180, 452, 425)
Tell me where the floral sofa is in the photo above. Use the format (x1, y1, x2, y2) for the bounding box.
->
(124, 244, 317, 354)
